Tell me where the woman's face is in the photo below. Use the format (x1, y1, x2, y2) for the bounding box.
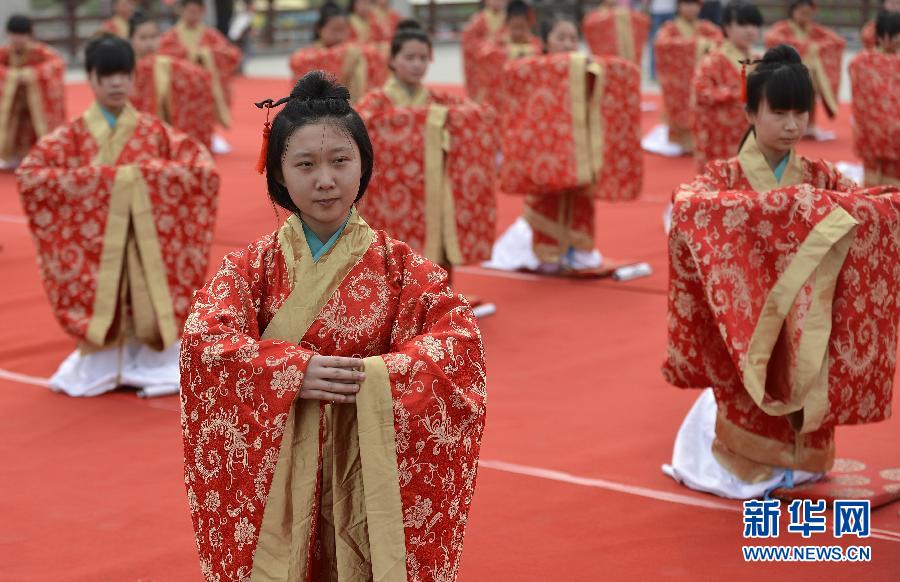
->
(131, 21, 160, 59)
(545, 21, 579, 54)
(507, 16, 532, 44)
(791, 4, 815, 28)
(280, 122, 362, 237)
(677, 2, 702, 21)
(353, 0, 372, 16)
(319, 15, 348, 47)
(725, 22, 760, 52)
(390, 39, 431, 87)
(747, 96, 808, 157)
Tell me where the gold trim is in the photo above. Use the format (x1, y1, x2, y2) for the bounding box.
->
(85, 101, 140, 165)
(175, 20, 203, 61)
(198, 46, 232, 128)
(424, 104, 449, 262)
(252, 209, 377, 581)
(356, 355, 407, 581)
(674, 16, 696, 40)
(737, 132, 804, 193)
(23, 72, 47, 138)
(125, 234, 159, 347)
(805, 44, 839, 117)
(350, 13, 372, 44)
(614, 8, 636, 63)
(131, 174, 178, 348)
(84, 165, 139, 346)
(153, 55, 172, 121)
(342, 44, 366, 102)
(0, 69, 21, 158)
(586, 61, 605, 179)
(522, 193, 594, 251)
(383, 74, 429, 107)
(742, 208, 857, 423)
(715, 412, 835, 474)
(719, 40, 746, 74)
(483, 9, 505, 38)
(568, 53, 592, 186)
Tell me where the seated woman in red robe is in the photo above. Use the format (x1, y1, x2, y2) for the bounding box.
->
(582, 0, 650, 66)
(850, 10, 900, 186)
(646, 0, 723, 156)
(289, 2, 388, 102)
(487, 14, 642, 274)
(180, 71, 486, 582)
(461, 0, 508, 102)
(356, 21, 497, 298)
(0, 14, 66, 170)
(861, 0, 900, 50)
(663, 45, 899, 499)
(101, 0, 134, 38)
(128, 11, 215, 149)
(764, 0, 845, 141)
(16, 36, 219, 398)
(692, 1, 762, 171)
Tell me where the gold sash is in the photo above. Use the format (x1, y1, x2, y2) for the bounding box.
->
(252, 210, 407, 582)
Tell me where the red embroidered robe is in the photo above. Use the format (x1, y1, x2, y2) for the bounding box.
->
(664, 133, 899, 482)
(849, 49, 900, 186)
(101, 15, 129, 38)
(692, 41, 750, 170)
(499, 53, 642, 261)
(180, 209, 487, 582)
(15, 103, 219, 350)
(288, 42, 388, 103)
(157, 21, 241, 128)
(861, 20, 877, 51)
(356, 77, 497, 266)
(460, 9, 507, 103)
(0, 42, 65, 161)
(131, 54, 215, 148)
(764, 20, 845, 118)
(654, 17, 723, 150)
(582, 6, 650, 66)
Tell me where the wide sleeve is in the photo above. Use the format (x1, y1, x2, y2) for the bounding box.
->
(693, 54, 740, 106)
(362, 248, 487, 578)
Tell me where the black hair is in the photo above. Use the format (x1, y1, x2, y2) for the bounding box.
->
(876, 9, 900, 40)
(257, 71, 374, 209)
(349, 0, 364, 14)
(722, 1, 763, 29)
(6, 14, 33, 35)
(539, 14, 578, 47)
(84, 34, 136, 76)
(506, 0, 532, 21)
(314, 1, 346, 40)
(390, 19, 431, 58)
(789, 0, 815, 17)
(745, 44, 813, 114)
(128, 10, 154, 38)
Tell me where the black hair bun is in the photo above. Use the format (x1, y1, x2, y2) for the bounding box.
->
(761, 44, 803, 66)
(395, 19, 424, 32)
(290, 70, 351, 102)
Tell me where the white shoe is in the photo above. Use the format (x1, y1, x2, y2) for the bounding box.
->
(211, 134, 232, 154)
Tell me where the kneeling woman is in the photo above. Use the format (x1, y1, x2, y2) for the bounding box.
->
(180, 72, 487, 581)
(665, 44, 857, 499)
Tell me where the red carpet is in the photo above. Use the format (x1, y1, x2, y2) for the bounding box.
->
(0, 77, 897, 581)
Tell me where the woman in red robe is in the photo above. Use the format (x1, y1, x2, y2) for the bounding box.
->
(691, 1, 762, 170)
(288, 2, 388, 102)
(180, 71, 486, 582)
(356, 21, 497, 294)
(850, 10, 900, 186)
(664, 45, 899, 499)
(764, 0, 845, 140)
